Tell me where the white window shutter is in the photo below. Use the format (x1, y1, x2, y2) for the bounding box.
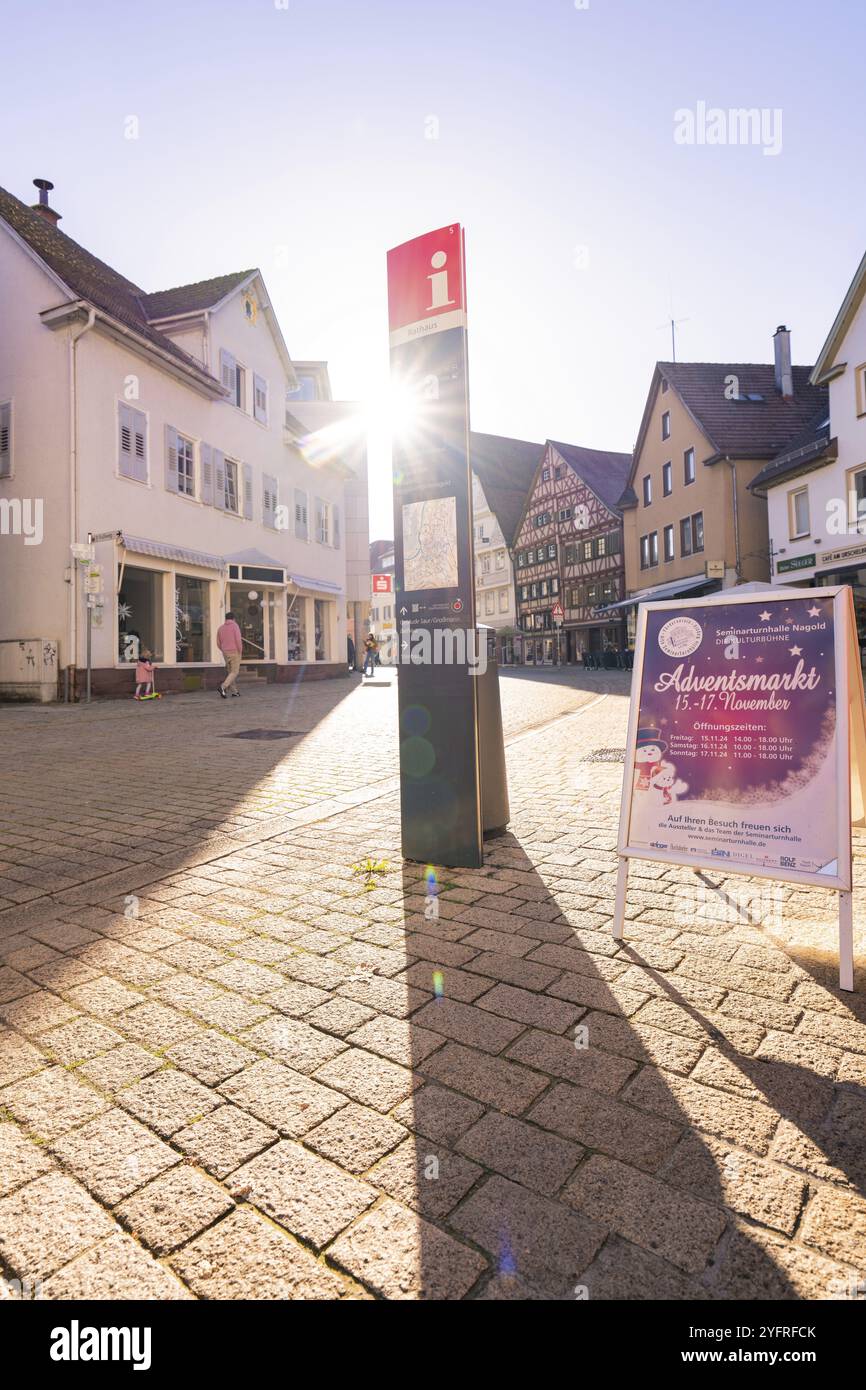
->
(253, 374, 268, 424)
(131, 408, 147, 482)
(243, 463, 253, 519)
(0, 402, 10, 478)
(118, 403, 134, 477)
(219, 349, 236, 396)
(214, 450, 226, 511)
(164, 424, 179, 493)
(200, 443, 213, 505)
(263, 473, 277, 529)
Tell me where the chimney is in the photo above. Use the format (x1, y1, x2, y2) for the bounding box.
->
(30, 178, 62, 226)
(773, 324, 793, 398)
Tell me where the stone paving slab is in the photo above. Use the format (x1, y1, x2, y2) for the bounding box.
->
(0, 670, 865, 1299)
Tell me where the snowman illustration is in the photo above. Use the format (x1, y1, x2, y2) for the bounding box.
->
(650, 760, 689, 806)
(633, 728, 666, 793)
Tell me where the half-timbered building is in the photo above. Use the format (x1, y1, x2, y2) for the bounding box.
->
(512, 439, 631, 664)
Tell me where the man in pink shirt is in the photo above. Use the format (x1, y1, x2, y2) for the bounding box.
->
(216, 611, 243, 698)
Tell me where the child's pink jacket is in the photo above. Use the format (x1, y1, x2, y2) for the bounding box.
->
(136, 660, 154, 683)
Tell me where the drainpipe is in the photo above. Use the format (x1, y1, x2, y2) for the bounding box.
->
(67, 308, 97, 696)
(726, 457, 742, 584)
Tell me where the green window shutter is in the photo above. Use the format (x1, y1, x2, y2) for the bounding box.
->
(200, 443, 213, 505)
(165, 424, 179, 493)
(0, 401, 10, 478)
(253, 374, 268, 424)
(219, 349, 236, 397)
(213, 450, 226, 510)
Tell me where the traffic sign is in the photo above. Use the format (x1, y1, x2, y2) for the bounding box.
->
(552, 602, 564, 624)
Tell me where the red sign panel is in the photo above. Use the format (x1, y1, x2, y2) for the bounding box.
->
(372, 572, 392, 594)
(386, 224, 466, 346)
(552, 602, 564, 622)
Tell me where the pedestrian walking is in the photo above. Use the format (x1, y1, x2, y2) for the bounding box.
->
(347, 634, 356, 672)
(134, 651, 155, 700)
(217, 610, 243, 698)
(362, 631, 379, 677)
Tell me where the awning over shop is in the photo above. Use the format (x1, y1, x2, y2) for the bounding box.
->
(595, 574, 720, 615)
(286, 573, 344, 595)
(118, 533, 225, 571)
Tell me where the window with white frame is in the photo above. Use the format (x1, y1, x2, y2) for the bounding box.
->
(224, 458, 239, 513)
(177, 435, 194, 496)
(789, 486, 810, 539)
(316, 496, 330, 544)
(498, 588, 508, 612)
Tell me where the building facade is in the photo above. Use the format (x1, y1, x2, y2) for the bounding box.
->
(753, 254, 866, 667)
(368, 538, 396, 661)
(615, 332, 826, 643)
(469, 432, 542, 664)
(0, 180, 368, 699)
(512, 440, 631, 663)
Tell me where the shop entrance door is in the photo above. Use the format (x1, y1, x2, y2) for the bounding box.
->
(230, 584, 277, 660)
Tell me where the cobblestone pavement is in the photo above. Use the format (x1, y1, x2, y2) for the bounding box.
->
(1, 668, 865, 1300)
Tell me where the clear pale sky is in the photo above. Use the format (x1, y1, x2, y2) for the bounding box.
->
(2, 0, 862, 539)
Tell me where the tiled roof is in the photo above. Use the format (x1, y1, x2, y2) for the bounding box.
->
(749, 409, 836, 492)
(141, 271, 256, 320)
(0, 184, 226, 384)
(547, 439, 632, 513)
(658, 361, 827, 459)
(469, 431, 544, 545)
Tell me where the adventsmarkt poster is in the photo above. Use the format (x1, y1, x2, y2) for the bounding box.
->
(622, 592, 845, 880)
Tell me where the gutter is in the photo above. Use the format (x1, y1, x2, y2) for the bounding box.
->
(725, 456, 742, 582)
(67, 308, 97, 694)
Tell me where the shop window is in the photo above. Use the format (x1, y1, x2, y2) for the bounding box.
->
(175, 575, 211, 663)
(314, 599, 330, 660)
(287, 600, 306, 661)
(118, 566, 163, 663)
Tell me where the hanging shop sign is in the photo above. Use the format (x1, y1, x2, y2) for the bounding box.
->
(613, 586, 866, 989)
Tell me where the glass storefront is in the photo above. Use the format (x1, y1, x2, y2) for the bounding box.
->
(175, 575, 211, 663)
(229, 584, 276, 660)
(118, 566, 163, 663)
(287, 598, 306, 662)
(314, 599, 329, 661)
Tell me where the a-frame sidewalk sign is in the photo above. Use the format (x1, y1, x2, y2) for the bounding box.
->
(614, 585, 866, 990)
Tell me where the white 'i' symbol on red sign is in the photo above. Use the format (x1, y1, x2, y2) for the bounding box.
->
(426, 250, 455, 311)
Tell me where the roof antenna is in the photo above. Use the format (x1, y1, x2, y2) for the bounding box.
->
(657, 289, 689, 362)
